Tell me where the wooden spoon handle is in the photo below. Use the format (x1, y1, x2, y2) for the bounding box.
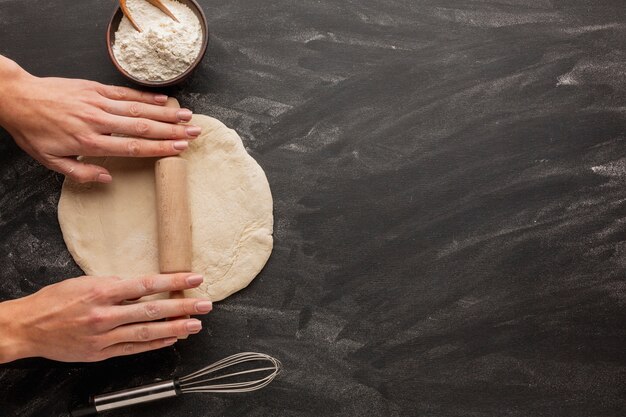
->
(119, 0, 142, 32)
(146, 0, 180, 22)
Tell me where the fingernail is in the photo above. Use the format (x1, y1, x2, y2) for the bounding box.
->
(186, 320, 202, 332)
(97, 174, 113, 183)
(196, 301, 213, 313)
(164, 337, 178, 345)
(186, 274, 204, 286)
(186, 126, 202, 137)
(173, 140, 189, 151)
(177, 109, 193, 121)
(155, 94, 168, 103)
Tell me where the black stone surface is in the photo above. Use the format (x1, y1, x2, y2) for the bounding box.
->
(1, 0, 626, 416)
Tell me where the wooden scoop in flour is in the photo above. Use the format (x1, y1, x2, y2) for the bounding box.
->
(155, 98, 192, 336)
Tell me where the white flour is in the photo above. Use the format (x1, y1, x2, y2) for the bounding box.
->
(112, 0, 202, 81)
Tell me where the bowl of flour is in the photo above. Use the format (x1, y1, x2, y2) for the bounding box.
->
(107, 0, 208, 87)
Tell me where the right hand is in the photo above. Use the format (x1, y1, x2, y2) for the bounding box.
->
(0, 56, 201, 184)
(0, 273, 212, 363)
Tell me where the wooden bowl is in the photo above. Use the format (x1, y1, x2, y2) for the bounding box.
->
(106, 0, 209, 88)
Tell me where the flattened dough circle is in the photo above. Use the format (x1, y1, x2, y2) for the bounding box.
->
(58, 115, 273, 302)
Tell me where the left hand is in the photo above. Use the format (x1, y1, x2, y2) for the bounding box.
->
(0, 273, 212, 363)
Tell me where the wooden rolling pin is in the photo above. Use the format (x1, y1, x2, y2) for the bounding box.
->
(155, 99, 192, 334)
(156, 157, 192, 275)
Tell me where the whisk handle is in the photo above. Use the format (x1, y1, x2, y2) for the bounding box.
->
(69, 379, 182, 416)
(68, 403, 97, 417)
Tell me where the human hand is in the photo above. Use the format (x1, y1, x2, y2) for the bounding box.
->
(0, 59, 201, 184)
(0, 273, 212, 363)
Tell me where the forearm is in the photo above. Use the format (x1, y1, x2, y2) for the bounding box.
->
(0, 55, 31, 128)
(0, 57, 34, 363)
(0, 298, 31, 364)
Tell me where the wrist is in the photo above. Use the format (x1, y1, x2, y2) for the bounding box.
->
(0, 56, 33, 128)
(0, 298, 33, 363)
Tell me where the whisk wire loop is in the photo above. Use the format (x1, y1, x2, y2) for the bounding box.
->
(179, 352, 282, 394)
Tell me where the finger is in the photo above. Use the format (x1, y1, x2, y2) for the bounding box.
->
(108, 273, 204, 301)
(82, 135, 189, 157)
(102, 99, 193, 123)
(109, 298, 213, 326)
(107, 115, 201, 139)
(49, 157, 112, 184)
(103, 319, 202, 347)
(99, 338, 178, 360)
(97, 85, 168, 105)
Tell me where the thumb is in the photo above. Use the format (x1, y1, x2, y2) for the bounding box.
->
(50, 157, 112, 184)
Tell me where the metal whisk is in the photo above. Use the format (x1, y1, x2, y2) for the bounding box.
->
(70, 352, 282, 416)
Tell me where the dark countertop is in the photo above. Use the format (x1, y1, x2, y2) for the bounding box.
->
(1, 0, 625, 416)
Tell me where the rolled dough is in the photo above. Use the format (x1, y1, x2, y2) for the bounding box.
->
(58, 114, 273, 302)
